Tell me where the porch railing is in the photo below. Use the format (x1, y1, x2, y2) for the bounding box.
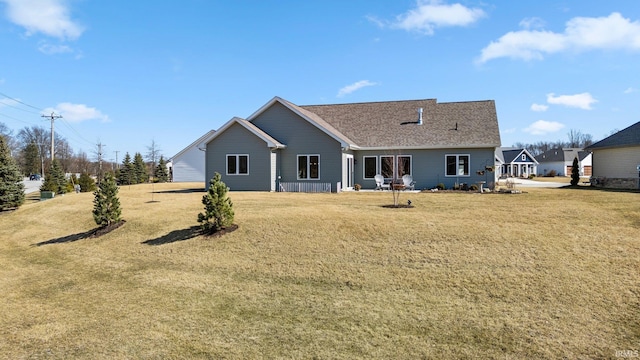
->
(279, 182, 332, 193)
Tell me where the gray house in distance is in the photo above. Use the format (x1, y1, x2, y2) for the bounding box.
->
(495, 147, 538, 178)
(204, 96, 501, 192)
(535, 148, 592, 177)
(586, 121, 640, 189)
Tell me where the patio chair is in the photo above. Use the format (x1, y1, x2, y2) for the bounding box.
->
(374, 174, 389, 190)
(402, 174, 416, 190)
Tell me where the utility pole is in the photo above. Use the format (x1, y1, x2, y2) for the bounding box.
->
(114, 150, 120, 170)
(42, 112, 62, 161)
(97, 142, 106, 183)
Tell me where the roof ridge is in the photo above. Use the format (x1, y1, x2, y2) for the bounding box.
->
(300, 99, 437, 107)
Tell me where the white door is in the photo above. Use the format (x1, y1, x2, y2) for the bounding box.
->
(346, 155, 354, 189)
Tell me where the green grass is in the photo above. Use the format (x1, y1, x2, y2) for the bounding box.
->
(0, 183, 638, 359)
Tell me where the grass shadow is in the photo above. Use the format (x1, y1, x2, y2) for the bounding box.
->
(142, 225, 202, 246)
(154, 188, 205, 194)
(33, 229, 97, 246)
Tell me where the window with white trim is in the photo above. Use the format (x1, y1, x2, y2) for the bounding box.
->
(297, 154, 319, 180)
(397, 155, 411, 177)
(522, 154, 526, 161)
(227, 154, 249, 175)
(380, 156, 394, 178)
(446, 154, 469, 176)
(363, 156, 377, 179)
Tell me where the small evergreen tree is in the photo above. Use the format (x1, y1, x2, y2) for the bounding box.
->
(571, 156, 580, 186)
(198, 172, 234, 233)
(40, 159, 67, 194)
(22, 142, 40, 176)
(0, 135, 25, 210)
(119, 153, 133, 185)
(154, 155, 169, 183)
(93, 172, 122, 227)
(133, 152, 148, 184)
(78, 172, 97, 192)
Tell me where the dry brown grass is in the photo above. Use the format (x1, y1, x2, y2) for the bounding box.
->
(1, 183, 638, 359)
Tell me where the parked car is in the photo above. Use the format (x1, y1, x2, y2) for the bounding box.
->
(29, 174, 41, 181)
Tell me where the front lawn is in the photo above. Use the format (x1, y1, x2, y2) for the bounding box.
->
(0, 183, 638, 358)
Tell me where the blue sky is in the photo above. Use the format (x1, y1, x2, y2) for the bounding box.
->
(1, 0, 639, 161)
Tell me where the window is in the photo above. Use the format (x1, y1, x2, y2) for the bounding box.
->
(522, 154, 526, 161)
(298, 155, 319, 180)
(397, 155, 411, 177)
(227, 154, 248, 175)
(446, 154, 470, 176)
(380, 156, 394, 178)
(363, 156, 377, 179)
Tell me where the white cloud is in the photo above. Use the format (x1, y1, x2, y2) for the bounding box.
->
(43, 103, 109, 123)
(530, 103, 548, 112)
(371, 0, 485, 35)
(1, 0, 84, 40)
(519, 17, 545, 30)
(38, 43, 73, 55)
(624, 87, 637, 94)
(523, 120, 565, 135)
(546, 92, 597, 110)
(478, 12, 640, 63)
(337, 80, 377, 97)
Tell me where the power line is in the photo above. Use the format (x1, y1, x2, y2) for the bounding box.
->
(0, 91, 43, 111)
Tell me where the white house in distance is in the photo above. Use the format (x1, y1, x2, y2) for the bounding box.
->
(170, 130, 216, 182)
(535, 148, 592, 177)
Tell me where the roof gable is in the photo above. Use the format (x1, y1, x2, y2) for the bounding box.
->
(247, 96, 356, 149)
(496, 148, 538, 164)
(586, 121, 640, 150)
(205, 117, 286, 149)
(171, 129, 216, 160)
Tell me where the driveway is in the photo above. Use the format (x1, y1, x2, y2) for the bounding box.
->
(497, 177, 568, 188)
(22, 177, 43, 194)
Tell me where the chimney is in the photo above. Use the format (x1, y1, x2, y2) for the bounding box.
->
(418, 108, 423, 125)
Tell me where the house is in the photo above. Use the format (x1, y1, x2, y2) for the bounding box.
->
(535, 148, 592, 177)
(204, 96, 501, 192)
(585, 121, 640, 189)
(170, 130, 216, 182)
(495, 147, 538, 178)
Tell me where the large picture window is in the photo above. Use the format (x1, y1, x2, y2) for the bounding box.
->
(397, 155, 411, 177)
(227, 154, 249, 175)
(446, 154, 469, 176)
(298, 155, 319, 180)
(363, 156, 377, 179)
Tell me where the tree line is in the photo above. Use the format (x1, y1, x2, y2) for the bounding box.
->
(0, 122, 170, 181)
(511, 129, 595, 156)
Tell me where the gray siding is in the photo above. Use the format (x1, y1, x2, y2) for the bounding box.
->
(592, 146, 640, 178)
(205, 123, 272, 191)
(252, 102, 343, 190)
(354, 148, 496, 190)
(172, 146, 205, 182)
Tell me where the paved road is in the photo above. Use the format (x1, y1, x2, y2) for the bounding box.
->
(22, 177, 43, 194)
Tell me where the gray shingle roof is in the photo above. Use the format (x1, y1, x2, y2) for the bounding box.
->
(586, 121, 640, 150)
(536, 148, 586, 162)
(298, 98, 501, 149)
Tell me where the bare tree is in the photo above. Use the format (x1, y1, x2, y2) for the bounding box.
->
(146, 139, 162, 179)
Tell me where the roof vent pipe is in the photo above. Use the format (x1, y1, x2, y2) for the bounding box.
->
(418, 108, 423, 125)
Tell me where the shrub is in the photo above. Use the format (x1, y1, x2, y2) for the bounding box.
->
(198, 172, 234, 234)
(78, 173, 97, 192)
(436, 183, 445, 190)
(40, 159, 66, 195)
(545, 170, 557, 177)
(470, 184, 478, 191)
(354, 183, 361, 191)
(528, 174, 536, 179)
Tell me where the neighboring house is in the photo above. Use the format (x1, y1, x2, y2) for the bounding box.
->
(204, 96, 501, 192)
(495, 148, 538, 178)
(585, 121, 640, 189)
(170, 130, 216, 182)
(535, 148, 592, 177)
